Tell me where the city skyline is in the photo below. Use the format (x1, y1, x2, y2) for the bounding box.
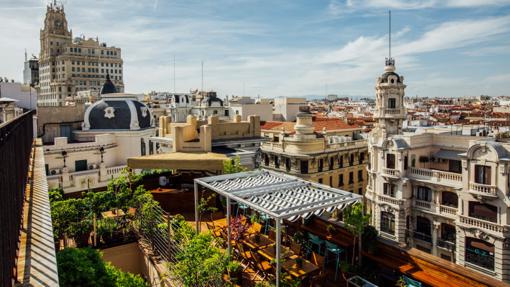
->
(1, 0, 510, 98)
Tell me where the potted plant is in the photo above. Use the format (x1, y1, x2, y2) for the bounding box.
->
(226, 261, 242, 285)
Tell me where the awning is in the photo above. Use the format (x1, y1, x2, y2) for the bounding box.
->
(433, 149, 463, 161)
(195, 169, 362, 221)
(127, 152, 227, 171)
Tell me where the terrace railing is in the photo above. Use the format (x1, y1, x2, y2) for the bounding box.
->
(0, 111, 34, 287)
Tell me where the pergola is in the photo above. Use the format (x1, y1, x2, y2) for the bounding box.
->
(194, 169, 362, 286)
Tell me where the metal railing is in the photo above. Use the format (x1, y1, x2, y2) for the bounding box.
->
(0, 111, 34, 287)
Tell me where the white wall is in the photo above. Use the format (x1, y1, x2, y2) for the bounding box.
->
(0, 82, 37, 110)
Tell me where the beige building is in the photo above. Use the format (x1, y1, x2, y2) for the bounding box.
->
(367, 57, 510, 282)
(260, 108, 368, 195)
(38, 3, 123, 107)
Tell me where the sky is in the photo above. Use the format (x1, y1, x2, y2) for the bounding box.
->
(1, 0, 510, 99)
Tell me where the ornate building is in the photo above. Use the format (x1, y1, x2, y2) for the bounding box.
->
(260, 107, 368, 195)
(38, 2, 123, 106)
(366, 57, 510, 282)
(45, 77, 154, 194)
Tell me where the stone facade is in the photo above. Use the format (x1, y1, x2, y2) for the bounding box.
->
(260, 109, 368, 195)
(38, 3, 123, 107)
(367, 57, 510, 282)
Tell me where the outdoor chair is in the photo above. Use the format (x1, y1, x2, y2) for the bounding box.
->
(309, 251, 326, 287)
(308, 233, 324, 255)
(237, 203, 249, 215)
(290, 242, 302, 255)
(324, 241, 343, 281)
(250, 250, 274, 280)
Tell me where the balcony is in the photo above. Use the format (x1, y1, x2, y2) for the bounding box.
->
(468, 182, 497, 198)
(437, 239, 456, 251)
(415, 199, 432, 210)
(408, 167, 462, 187)
(382, 168, 400, 178)
(413, 232, 432, 243)
(377, 194, 404, 206)
(439, 205, 457, 218)
(459, 215, 506, 233)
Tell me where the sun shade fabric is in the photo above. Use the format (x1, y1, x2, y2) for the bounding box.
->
(195, 169, 362, 220)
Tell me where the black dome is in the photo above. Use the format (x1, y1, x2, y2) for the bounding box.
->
(84, 97, 153, 130)
(100, 74, 117, 95)
(380, 71, 401, 83)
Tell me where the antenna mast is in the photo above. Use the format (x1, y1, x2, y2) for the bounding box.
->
(389, 10, 392, 59)
(201, 60, 204, 92)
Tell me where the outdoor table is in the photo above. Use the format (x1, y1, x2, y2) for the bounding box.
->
(282, 255, 319, 279)
(244, 234, 274, 250)
(258, 245, 294, 261)
(101, 209, 125, 219)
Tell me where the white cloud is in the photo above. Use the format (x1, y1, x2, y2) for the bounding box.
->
(329, 0, 510, 11)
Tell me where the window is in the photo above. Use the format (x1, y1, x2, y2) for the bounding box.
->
(264, 154, 270, 166)
(388, 98, 396, 109)
(386, 153, 396, 169)
(359, 152, 365, 164)
(318, 158, 324, 172)
(383, 183, 396, 197)
(416, 186, 431, 201)
(465, 237, 494, 270)
(358, 187, 363, 194)
(469, 202, 497, 223)
(285, 158, 291, 172)
(404, 156, 408, 170)
(274, 156, 280, 168)
(338, 174, 344, 186)
(329, 157, 334, 170)
(349, 154, 354, 166)
(349, 172, 354, 184)
(141, 138, 146, 156)
(358, 170, 363, 181)
(380, 212, 395, 235)
(318, 178, 323, 184)
(415, 216, 432, 242)
(338, 155, 343, 168)
(449, 160, 462, 173)
(440, 223, 456, 242)
(329, 176, 333, 187)
(474, 165, 491, 185)
(300, 160, 308, 174)
(441, 192, 458, 207)
(75, 160, 87, 172)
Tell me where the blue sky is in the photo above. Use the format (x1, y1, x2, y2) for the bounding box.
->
(1, 0, 510, 98)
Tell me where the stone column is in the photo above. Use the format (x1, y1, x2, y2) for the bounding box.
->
(61, 167, 71, 188)
(432, 222, 440, 256)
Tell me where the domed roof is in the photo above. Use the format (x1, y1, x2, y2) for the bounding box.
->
(379, 71, 401, 83)
(83, 94, 153, 131)
(100, 74, 117, 95)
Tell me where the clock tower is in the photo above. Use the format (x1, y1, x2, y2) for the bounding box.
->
(40, 1, 71, 59)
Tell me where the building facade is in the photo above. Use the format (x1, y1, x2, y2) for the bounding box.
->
(260, 108, 368, 195)
(366, 57, 510, 282)
(23, 52, 39, 86)
(38, 3, 123, 107)
(45, 80, 155, 194)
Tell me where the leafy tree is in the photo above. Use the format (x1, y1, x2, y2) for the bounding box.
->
(57, 247, 147, 287)
(343, 202, 370, 266)
(223, 156, 246, 174)
(48, 187, 64, 203)
(51, 198, 92, 246)
(171, 232, 229, 287)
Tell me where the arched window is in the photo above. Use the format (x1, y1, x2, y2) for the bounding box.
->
(381, 211, 395, 235)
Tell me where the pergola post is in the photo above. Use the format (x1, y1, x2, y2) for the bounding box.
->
(275, 218, 281, 287)
(226, 197, 232, 257)
(194, 181, 199, 233)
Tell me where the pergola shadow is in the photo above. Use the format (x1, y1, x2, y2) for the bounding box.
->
(194, 169, 362, 286)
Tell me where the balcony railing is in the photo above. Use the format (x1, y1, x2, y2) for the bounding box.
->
(383, 168, 400, 177)
(413, 232, 432, 243)
(377, 194, 404, 206)
(415, 199, 432, 210)
(439, 205, 457, 217)
(408, 167, 462, 185)
(437, 239, 456, 250)
(0, 111, 34, 286)
(459, 215, 505, 233)
(468, 182, 497, 197)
